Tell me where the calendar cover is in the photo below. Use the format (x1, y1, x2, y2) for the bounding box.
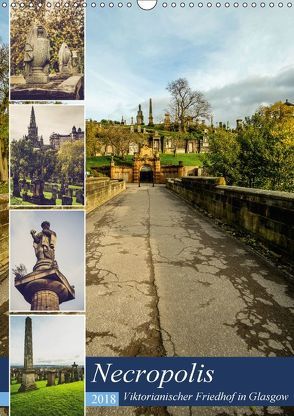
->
(0, 1, 294, 416)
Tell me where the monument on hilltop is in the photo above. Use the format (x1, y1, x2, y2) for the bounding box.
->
(14, 221, 75, 311)
(18, 317, 37, 392)
(148, 98, 154, 127)
(136, 104, 144, 126)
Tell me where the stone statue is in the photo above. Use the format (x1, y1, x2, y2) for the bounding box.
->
(30, 221, 57, 271)
(24, 23, 50, 84)
(58, 42, 72, 74)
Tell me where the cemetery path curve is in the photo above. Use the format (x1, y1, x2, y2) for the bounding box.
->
(86, 184, 294, 416)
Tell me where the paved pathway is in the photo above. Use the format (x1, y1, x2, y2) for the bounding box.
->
(86, 184, 294, 416)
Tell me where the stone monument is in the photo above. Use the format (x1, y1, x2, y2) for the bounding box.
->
(11, 26, 84, 100)
(58, 43, 72, 75)
(15, 221, 75, 311)
(24, 23, 50, 84)
(18, 317, 37, 392)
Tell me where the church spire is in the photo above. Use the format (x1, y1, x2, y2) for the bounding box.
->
(27, 106, 39, 145)
(30, 106, 37, 129)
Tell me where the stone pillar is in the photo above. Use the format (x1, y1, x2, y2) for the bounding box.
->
(31, 290, 60, 311)
(154, 159, 161, 184)
(18, 317, 37, 392)
(178, 161, 184, 178)
(110, 159, 115, 179)
(47, 371, 56, 387)
(133, 160, 140, 184)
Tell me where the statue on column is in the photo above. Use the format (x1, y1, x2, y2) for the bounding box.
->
(30, 221, 58, 270)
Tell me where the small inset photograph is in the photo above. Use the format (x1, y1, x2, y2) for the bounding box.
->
(10, 210, 85, 312)
(9, 104, 84, 207)
(10, 1, 84, 101)
(10, 315, 85, 416)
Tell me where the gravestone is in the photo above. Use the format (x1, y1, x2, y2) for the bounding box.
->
(64, 371, 71, 383)
(47, 371, 56, 387)
(58, 371, 65, 384)
(59, 43, 72, 75)
(13, 176, 21, 197)
(62, 196, 73, 205)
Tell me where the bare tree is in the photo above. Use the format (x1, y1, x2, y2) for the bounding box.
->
(167, 78, 211, 132)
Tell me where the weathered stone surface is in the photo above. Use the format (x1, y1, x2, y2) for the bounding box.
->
(10, 75, 84, 100)
(23, 24, 50, 85)
(86, 177, 126, 214)
(15, 268, 75, 311)
(166, 177, 294, 259)
(46, 370, 56, 387)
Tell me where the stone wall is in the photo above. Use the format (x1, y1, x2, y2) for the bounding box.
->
(92, 164, 201, 184)
(111, 166, 133, 183)
(166, 177, 294, 258)
(160, 165, 201, 183)
(0, 195, 8, 281)
(86, 177, 126, 214)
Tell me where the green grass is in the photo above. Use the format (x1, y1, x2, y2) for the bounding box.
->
(11, 380, 84, 416)
(87, 153, 204, 171)
(159, 153, 204, 166)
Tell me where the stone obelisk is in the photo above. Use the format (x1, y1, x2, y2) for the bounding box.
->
(15, 221, 75, 311)
(148, 98, 154, 126)
(18, 317, 37, 392)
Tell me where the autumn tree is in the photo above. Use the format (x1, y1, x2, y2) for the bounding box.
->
(205, 128, 241, 185)
(206, 101, 294, 192)
(57, 140, 84, 183)
(167, 78, 211, 132)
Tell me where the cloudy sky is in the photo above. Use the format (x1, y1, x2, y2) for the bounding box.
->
(86, 7, 294, 126)
(10, 105, 84, 144)
(10, 210, 85, 311)
(10, 315, 84, 366)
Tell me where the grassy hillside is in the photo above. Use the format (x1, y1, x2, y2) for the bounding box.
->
(11, 380, 84, 416)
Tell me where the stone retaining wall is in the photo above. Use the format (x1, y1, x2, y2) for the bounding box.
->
(166, 177, 294, 258)
(0, 194, 8, 281)
(86, 177, 126, 214)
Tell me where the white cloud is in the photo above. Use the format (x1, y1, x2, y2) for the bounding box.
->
(86, 8, 294, 124)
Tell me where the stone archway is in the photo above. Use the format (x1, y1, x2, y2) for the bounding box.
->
(140, 165, 153, 183)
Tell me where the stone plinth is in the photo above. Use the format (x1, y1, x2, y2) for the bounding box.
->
(10, 75, 84, 100)
(15, 268, 75, 311)
(18, 370, 37, 392)
(47, 371, 56, 387)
